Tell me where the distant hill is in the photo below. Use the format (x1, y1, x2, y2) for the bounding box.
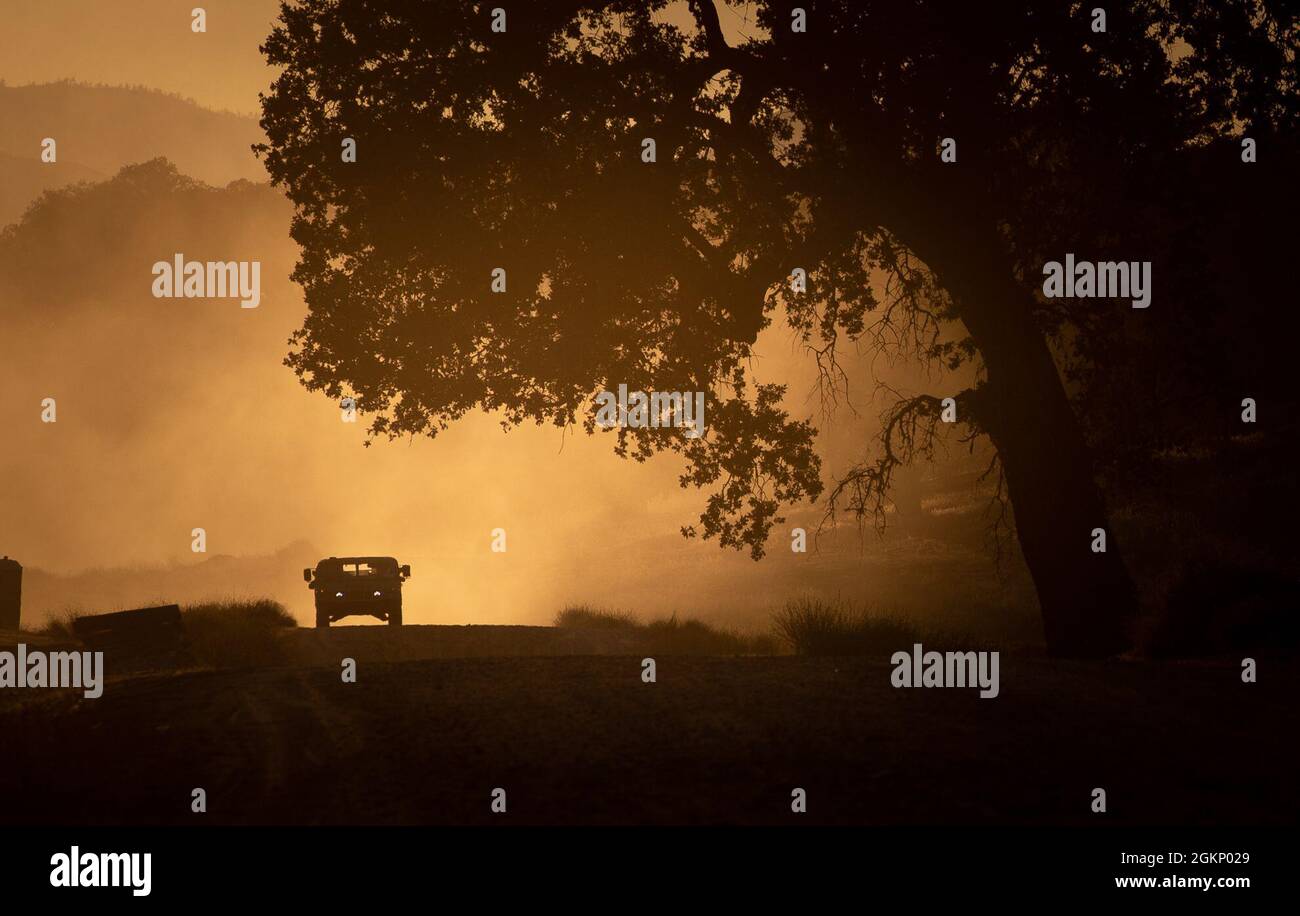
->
(0, 81, 265, 225)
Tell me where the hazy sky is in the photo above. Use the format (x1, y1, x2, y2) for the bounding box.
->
(0, 1, 765, 116)
(0, 0, 283, 116)
(0, 1, 1013, 630)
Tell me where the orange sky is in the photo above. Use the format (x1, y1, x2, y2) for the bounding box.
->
(0, 1, 769, 116)
(0, 1, 1017, 631)
(0, 0, 282, 116)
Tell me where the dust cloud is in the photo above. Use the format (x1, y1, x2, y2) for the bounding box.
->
(0, 2, 1023, 632)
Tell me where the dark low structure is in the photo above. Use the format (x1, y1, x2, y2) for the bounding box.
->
(71, 605, 184, 668)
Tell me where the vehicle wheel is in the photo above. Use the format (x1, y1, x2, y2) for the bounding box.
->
(388, 605, 402, 627)
(316, 607, 329, 628)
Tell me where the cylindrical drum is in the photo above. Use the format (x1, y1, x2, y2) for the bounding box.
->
(0, 556, 22, 630)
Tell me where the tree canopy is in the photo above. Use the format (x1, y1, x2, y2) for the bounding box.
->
(259, 0, 1296, 652)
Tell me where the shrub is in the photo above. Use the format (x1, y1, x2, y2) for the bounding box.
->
(553, 605, 640, 629)
(1144, 561, 1300, 658)
(181, 598, 296, 668)
(774, 597, 923, 656)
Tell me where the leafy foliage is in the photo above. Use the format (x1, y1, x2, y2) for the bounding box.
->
(258, 0, 1296, 562)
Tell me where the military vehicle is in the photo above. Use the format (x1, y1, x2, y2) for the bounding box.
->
(304, 556, 411, 628)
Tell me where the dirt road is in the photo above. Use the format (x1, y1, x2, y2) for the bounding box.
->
(1, 635, 1295, 825)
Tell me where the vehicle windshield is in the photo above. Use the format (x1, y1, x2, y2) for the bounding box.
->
(316, 558, 398, 579)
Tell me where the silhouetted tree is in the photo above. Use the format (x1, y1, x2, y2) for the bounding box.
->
(259, 0, 1295, 656)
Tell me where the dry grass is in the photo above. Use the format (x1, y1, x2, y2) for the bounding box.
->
(555, 604, 778, 655)
(553, 606, 641, 629)
(773, 596, 990, 657)
(38, 608, 84, 643)
(181, 599, 296, 668)
(41, 598, 297, 669)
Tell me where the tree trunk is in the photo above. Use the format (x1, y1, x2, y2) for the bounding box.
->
(905, 218, 1139, 657)
(973, 348, 1138, 658)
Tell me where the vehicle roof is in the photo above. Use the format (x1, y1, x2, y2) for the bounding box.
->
(317, 556, 399, 565)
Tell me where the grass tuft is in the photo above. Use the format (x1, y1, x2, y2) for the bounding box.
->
(773, 597, 918, 656)
(553, 605, 640, 629)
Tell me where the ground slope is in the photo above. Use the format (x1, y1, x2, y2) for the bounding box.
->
(1, 646, 1293, 825)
